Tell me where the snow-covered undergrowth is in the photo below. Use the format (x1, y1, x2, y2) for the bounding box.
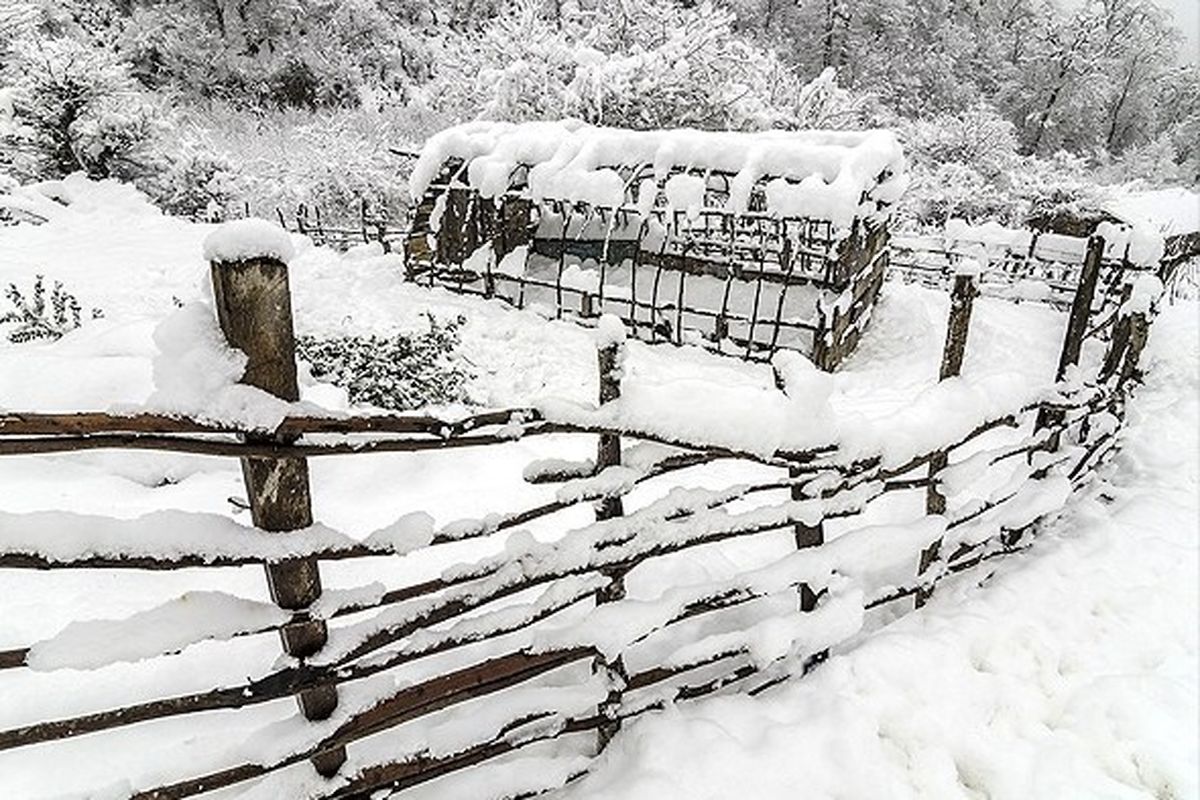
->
(0, 179, 1194, 799)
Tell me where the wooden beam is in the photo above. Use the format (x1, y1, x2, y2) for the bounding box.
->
(209, 250, 344, 775)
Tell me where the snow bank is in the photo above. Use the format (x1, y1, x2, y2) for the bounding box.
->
(1107, 187, 1200, 237)
(0, 172, 161, 222)
(202, 218, 296, 264)
(145, 301, 297, 429)
(411, 121, 908, 232)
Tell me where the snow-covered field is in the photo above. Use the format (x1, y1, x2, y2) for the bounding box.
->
(563, 305, 1200, 800)
(0, 179, 1195, 799)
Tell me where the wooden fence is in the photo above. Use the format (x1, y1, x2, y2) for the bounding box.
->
(887, 226, 1190, 312)
(0, 233, 1161, 799)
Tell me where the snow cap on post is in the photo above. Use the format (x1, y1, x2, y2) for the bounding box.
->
(1122, 274, 1164, 316)
(203, 218, 296, 265)
(954, 256, 983, 278)
(595, 313, 627, 349)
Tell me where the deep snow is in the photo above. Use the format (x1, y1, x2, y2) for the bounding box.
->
(0, 179, 1195, 799)
(548, 304, 1200, 800)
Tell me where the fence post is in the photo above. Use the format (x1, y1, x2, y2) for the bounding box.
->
(916, 270, 978, 607)
(771, 365, 823, 613)
(1055, 235, 1106, 382)
(1035, 235, 1105, 437)
(207, 223, 346, 777)
(595, 331, 625, 525)
(593, 316, 626, 750)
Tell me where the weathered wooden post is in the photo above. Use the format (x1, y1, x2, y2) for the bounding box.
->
(916, 268, 978, 607)
(1035, 235, 1105, 435)
(593, 315, 626, 749)
(204, 220, 346, 777)
(1100, 274, 1159, 392)
(1055, 235, 1106, 381)
(771, 363, 823, 614)
(595, 323, 625, 525)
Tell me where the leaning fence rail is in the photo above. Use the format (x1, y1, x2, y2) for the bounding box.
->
(0, 232, 1160, 799)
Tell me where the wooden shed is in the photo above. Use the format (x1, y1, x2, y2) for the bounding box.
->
(405, 121, 907, 369)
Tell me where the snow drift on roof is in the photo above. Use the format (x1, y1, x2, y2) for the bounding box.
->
(410, 121, 908, 231)
(1106, 187, 1200, 237)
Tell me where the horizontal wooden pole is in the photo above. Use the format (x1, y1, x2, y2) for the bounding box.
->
(131, 647, 594, 800)
(0, 409, 534, 438)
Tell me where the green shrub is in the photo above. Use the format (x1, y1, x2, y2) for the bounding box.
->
(0, 275, 102, 343)
(296, 314, 470, 411)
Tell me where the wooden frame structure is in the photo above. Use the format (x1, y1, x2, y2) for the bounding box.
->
(403, 125, 899, 369)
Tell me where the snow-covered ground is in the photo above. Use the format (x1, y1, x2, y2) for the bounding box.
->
(557, 303, 1200, 800)
(0, 179, 1195, 799)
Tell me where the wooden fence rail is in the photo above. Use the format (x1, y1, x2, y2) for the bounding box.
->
(0, 228, 1163, 800)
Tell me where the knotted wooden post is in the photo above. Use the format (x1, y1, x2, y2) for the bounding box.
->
(205, 220, 346, 777)
(916, 269, 978, 607)
(593, 315, 626, 750)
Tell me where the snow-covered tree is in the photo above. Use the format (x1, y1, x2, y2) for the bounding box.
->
(423, 0, 872, 131)
(0, 36, 161, 181)
(119, 0, 432, 108)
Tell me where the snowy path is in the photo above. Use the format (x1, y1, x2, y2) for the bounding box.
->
(546, 304, 1199, 800)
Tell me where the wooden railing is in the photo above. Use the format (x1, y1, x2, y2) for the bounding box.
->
(0, 232, 1160, 799)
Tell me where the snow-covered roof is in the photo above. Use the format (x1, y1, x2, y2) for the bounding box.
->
(1106, 188, 1200, 237)
(410, 120, 908, 231)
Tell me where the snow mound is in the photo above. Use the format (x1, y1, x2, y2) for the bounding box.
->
(146, 301, 295, 429)
(202, 218, 296, 264)
(1107, 187, 1200, 236)
(0, 172, 161, 222)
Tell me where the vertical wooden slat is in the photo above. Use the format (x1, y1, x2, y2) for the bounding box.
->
(209, 249, 345, 777)
(1118, 311, 1150, 389)
(916, 271, 978, 607)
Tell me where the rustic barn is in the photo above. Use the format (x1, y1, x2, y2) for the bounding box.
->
(405, 121, 907, 369)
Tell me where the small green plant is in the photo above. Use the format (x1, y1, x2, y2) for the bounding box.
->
(296, 314, 471, 411)
(0, 275, 102, 343)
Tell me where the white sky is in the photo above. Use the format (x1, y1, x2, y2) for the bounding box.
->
(1155, 0, 1199, 63)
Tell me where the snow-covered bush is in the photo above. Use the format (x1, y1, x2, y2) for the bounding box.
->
(424, 0, 872, 131)
(142, 146, 237, 222)
(296, 314, 470, 411)
(1010, 150, 1114, 227)
(900, 103, 1020, 180)
(120, 0, 431, 109)
(1, 275, 101, 343)
(0, 37, 162, 182)
(176, 102, 445, 222)
(894, 103, 1126, 228)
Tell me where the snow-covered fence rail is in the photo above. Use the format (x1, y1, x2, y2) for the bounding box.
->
(271, 199, 407, 254)
(889, 221, 1166, 312)
(0, 228, 1163, 799)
